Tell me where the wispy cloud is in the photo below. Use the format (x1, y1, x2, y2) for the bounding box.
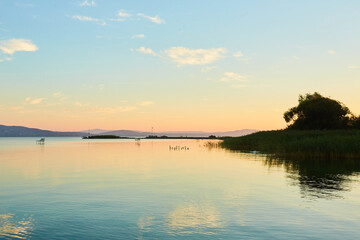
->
(30, 98, 44, 105)
(0, 39, 38, 55)
(137, 13, 164, 24)
(74, 102, 136, 113)
(52, 92, 62, 97)
(132, 34, 145, 39)
(109, 18, 126, 22)
(136, 47, 157, 56)
(201, 66, 216, 72)
(138, 101, 154, 106)
(118, 10, 131, 17)
(108, 10, 132, 22)
(80, 0, 96, 7)
(347, 65, 359, 69)
(233, 51, 243, 58)
(165, 47, 226, 65)
(0, 105, 26, 113)
(0, 57, 12, 62)
(218, 72, 247, 89)
(327, 50, 336, 55)
(92, 106, 136, 113)
(220, 72, 247, 82)
(72, 15, 106, 25)
(25, 97, 45, 105)
(231, 84, 246, 88)
(75, 102, 89, 107)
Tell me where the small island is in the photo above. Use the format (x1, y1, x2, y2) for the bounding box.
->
(83, 135, 219, 140)
(82, 135, 129, 139)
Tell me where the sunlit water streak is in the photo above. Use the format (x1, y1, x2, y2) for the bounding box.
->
(0, 137, 359, 239)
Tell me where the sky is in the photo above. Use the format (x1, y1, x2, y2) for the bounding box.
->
(1, 0, 360, 132)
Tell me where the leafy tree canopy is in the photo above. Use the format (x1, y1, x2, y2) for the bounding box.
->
(284, 92, 352, 130)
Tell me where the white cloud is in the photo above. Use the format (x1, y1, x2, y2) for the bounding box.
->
(72, 15, 106, 25)
(201, 66, 216, 72)
(233, 51, 243, 58)
(109, 18, 126, 22)
(80, 0, 96, 7)
(347, 65, 359, 69)
(136, 47, 157, 56)
(137, 13, 164, 24)
(0, 39, 38, 55)
(165, 47, 226, 65)
(118, 10, 131, 17)
(220, 72, 247, 82)
(132, 34, 145, 39)
(138, 101, 154, 106)
(25, 97, 45, 105)
(327, 50, 336, 55)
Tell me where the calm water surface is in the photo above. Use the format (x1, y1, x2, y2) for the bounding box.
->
(0, 138, 359, 239)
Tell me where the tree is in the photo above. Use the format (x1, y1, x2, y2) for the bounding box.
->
(283, 92, 351, 129)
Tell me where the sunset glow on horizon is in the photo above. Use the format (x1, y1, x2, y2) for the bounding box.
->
(1, 1, 360, 132)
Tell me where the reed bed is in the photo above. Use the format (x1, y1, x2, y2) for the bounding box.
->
(221, 130, 360, 160)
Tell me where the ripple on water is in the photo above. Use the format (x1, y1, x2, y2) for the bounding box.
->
(0, 214, 34, 239)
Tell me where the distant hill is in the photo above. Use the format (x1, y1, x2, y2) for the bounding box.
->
(0, 125, 84, 137)
(80, 129, 113, 135)
(101, 130, 152, 137)
(0, 124, 258, 137)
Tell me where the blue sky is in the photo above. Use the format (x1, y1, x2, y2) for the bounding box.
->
(1, 0, 360, 131)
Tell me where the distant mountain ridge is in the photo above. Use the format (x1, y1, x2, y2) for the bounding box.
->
(81, 129, 112, 135)
(0, 124, 258, 137)
(0, 124, 84, 137)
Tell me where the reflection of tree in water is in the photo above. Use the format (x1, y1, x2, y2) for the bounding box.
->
(265, 156, 360, 199)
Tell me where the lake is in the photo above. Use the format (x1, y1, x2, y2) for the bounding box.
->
(0, 138, 359, 239)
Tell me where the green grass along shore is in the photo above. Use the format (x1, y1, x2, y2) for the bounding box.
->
(221, 130, 360, 160)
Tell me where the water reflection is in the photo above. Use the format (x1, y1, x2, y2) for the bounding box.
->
(1, 138, 360, 238)
(166, 203, 223, 235)
(0, 214, 33, 239)
(264, 156, 360, 199)
(138, 216, 154, 231)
